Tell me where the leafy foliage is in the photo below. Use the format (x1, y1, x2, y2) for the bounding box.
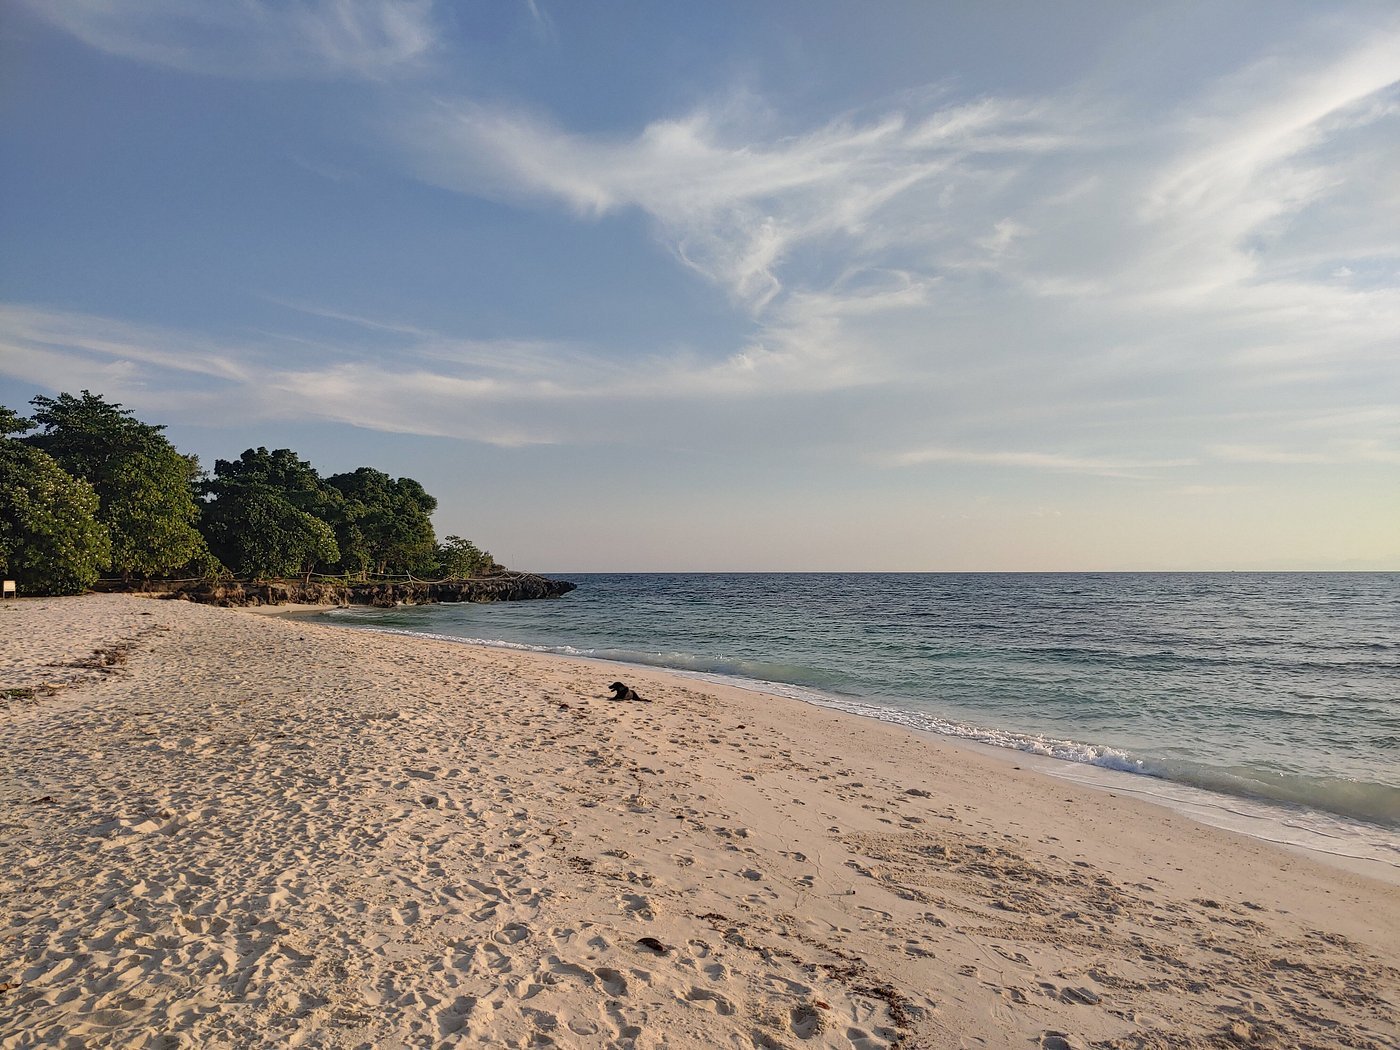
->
(324, 467, 438, 576)
(0, 406, 30, 437)
(26, 391, 210, 579)
(200, 449, 343, 579)
(4, 390, 491, 587)
(0, 434, 111, 595)
(435, 534, 498, 578)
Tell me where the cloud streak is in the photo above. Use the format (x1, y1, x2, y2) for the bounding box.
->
(19, 0, 439, 80)
(382, 23, 1400, 442)
(883, 448, 1196, 479)
(4, 9, 1398, 507)
(396, 95, 1079, 313)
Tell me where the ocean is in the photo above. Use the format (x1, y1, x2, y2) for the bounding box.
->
(315, 572, 1400, 872)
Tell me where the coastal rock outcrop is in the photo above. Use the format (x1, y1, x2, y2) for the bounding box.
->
(115, 573, 576, 608)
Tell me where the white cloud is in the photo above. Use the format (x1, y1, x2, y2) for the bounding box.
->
(0, 304, 252, 383)
(20, 0, 439, 80)
(5, 11, 1398, 496)
(395, 95, 1078, 313)
(883, 447, 1195, 478)
(2, 301, 900, 447)
(384, 22, 1400, 438)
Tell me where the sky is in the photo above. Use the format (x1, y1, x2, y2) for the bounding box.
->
(1, 1, 1397, 572)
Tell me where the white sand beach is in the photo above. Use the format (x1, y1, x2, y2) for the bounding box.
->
(1, 594, 1396, 1049)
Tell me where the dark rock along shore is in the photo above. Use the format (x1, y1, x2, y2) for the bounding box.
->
(115, 574, 577, 608)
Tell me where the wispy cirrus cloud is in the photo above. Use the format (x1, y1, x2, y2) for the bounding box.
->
(395, 94, 1079, 312)
(18, 0, 440, 80)
(6, 8, 1399, 498)
(1115, 32, 1400, 306)
(882, 447, 1196, 479)
(0, 304, 253, 383)
(0, 303, 600, 446)
(2, 300, 904, 447)
(383, 22, 1400, 433)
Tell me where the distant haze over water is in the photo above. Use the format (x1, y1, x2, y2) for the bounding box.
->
(321, 573, 1399, 866)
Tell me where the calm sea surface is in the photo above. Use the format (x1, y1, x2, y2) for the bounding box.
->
(318, 573, 1399, 861)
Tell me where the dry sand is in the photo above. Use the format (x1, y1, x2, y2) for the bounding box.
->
(1, 594, 1396, 1049)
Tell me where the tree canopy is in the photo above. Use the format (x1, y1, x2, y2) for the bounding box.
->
(325, 467, 438, 576)
(0, 433, 111, 595)
(1, 390, 490, 593)
(200, 448, 344, 580)
(25, 391, 209, 580)
(436, 535, 498, 579)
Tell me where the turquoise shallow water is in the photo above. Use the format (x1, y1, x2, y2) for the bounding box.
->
(318, 573, 1400, 835)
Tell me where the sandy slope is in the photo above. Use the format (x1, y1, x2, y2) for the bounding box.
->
(1, 594, 1396, 1049)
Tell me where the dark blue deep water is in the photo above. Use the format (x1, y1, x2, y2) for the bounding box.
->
(319, 573, 1399, 837)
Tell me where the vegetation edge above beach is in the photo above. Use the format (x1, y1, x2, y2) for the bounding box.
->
(1, 389, 571, 601)
(113, 574, 576, 608)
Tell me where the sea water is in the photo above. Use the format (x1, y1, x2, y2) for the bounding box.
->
(318, 572, 1400, 872)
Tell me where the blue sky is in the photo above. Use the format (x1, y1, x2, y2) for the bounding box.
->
(2, 1, 1397, 571)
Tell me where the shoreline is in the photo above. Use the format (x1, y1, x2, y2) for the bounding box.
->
(307, 610, 1400, 887)
(2, 594, 1396, 1048)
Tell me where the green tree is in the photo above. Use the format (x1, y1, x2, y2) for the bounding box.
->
(435, 535, 498, 578)
(199, 448, 342, 579)
(26, 391, 209, 580)
(0, 406, 28, 438)
(324, 467, 438, 576)
(200, 488, 338, 579)
(0, 409, 111, 595)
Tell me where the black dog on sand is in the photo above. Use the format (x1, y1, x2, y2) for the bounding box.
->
(608, 681, 651, 703)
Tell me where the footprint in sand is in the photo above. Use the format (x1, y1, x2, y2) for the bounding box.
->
(472, 944, 513, 975)
(436, 995, 476, 1037)
(1041, 983, 1101, 1006)
(595, 967, 628, 996)
(546, 958, 595, 986)
(992, 946, 1029, 965)
(1060, 986, 1101, 1005)
(493, 922, 533, 945)
(685, 987, 736, 1015)
(790, 1003, 825, 1038)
